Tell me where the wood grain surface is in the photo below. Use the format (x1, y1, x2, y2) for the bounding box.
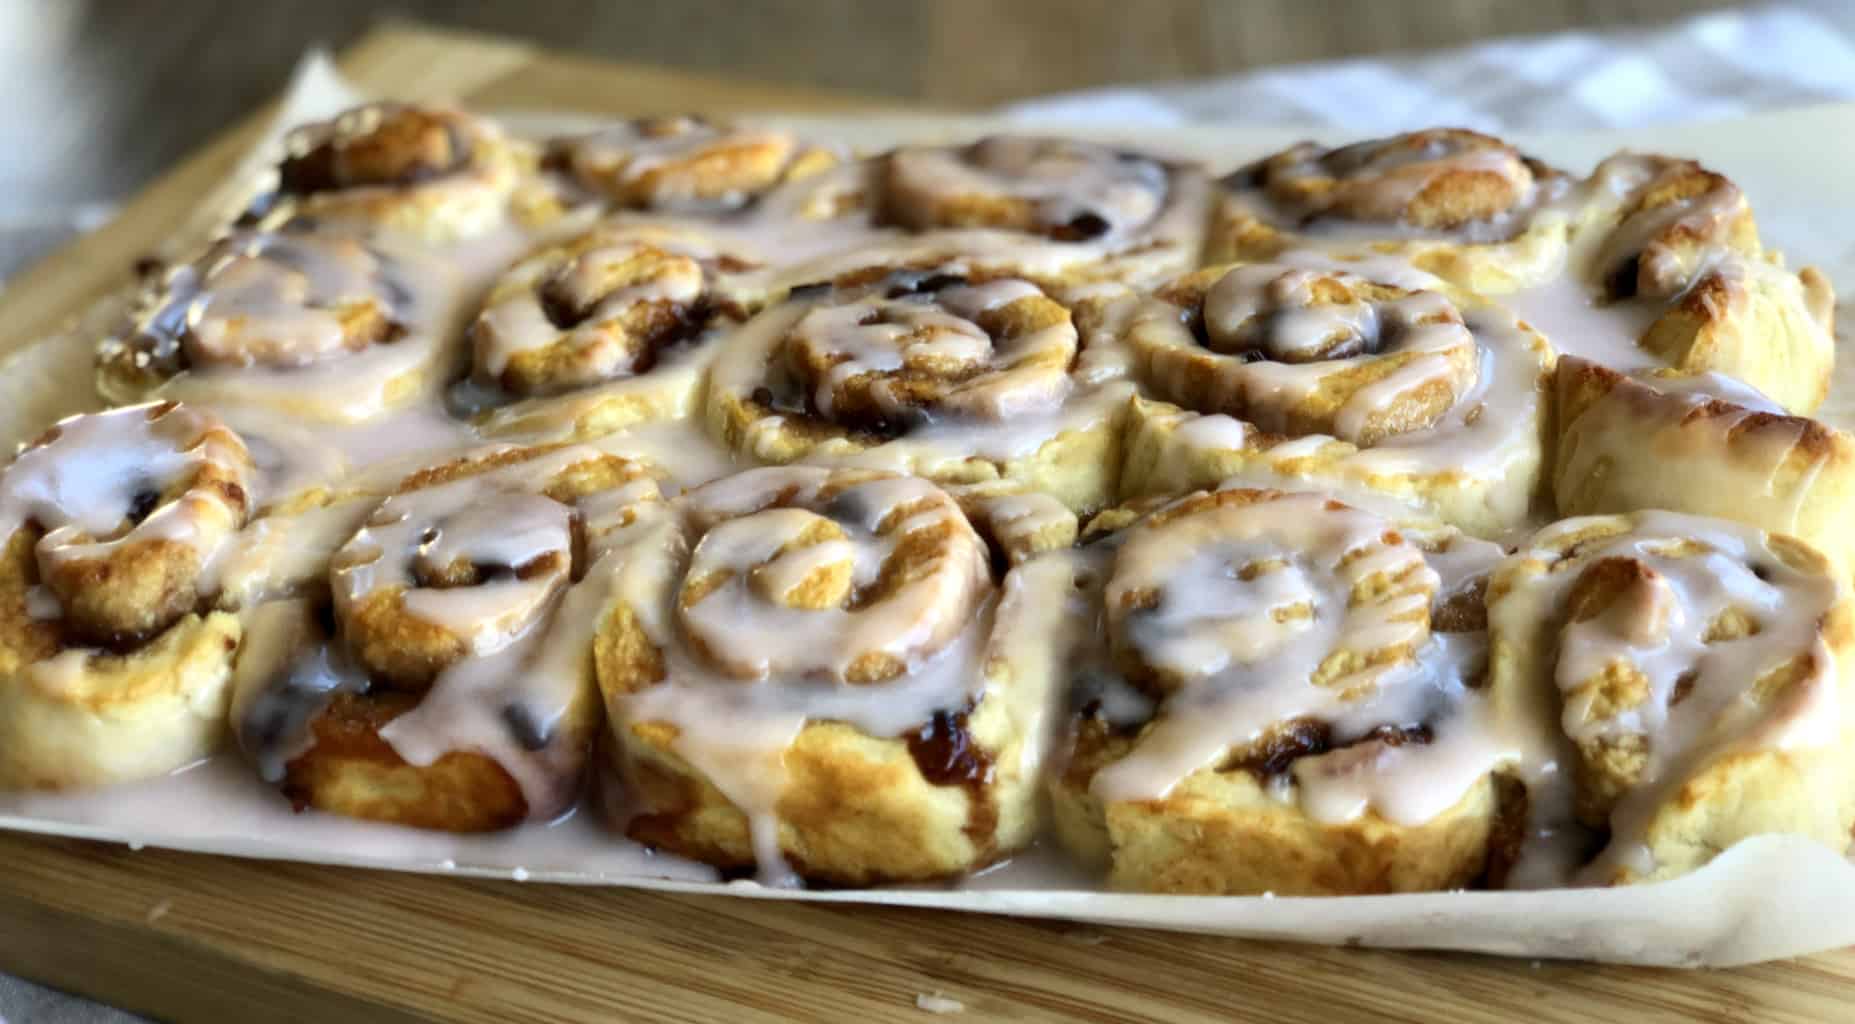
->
(2, 22, 1853, 1024)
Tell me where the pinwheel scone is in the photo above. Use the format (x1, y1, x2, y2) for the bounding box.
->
(1553, 358, 1855, 578)
(229, 444, 664, 831)
(1210, 129, 1578, 294)
(0, 404, 254, 789)
(1545, 153, 1835, 414)
(1047, 487, 1516, 895)
(595, 467, 1066, 884)
(705, 269, 1129, 514)
(1105, 256, 1554, 536)
(97, 227, 467, 426)
(1487, 511, 1855, 884)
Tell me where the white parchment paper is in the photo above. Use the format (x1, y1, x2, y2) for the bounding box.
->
(3, 54, 1855, 967)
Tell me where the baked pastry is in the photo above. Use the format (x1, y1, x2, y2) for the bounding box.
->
(595, 466, 1063, 884)
(96, 226, 467, 425)
(230, 444, 662, 830)
(1539, 154, 1836, 413)
(704, 269, 1128, 513)
(1209, 129, 1576, 294)
(0, 403, 253, 788)
(252, 103, 545, 241)
(463, 220, 752, 441)
(546, 115, 842, 213)
(1048, 486, 1511, 895)
(1108, 254, 1554, 535)
(1553, 357, 1855, 577)
(1487, 510, 1855, 884)
(784, 135, 1213, 291)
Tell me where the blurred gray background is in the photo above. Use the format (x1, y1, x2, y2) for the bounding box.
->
(0, 0, 1780, 278)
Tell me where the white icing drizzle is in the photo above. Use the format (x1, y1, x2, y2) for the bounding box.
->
(1082, 490, 1509, 828)
(1122, 253, 1549, 518)
(604, 467, 999, 882)
(886, 137, 1169, 241)
(1223, 131, 1569, 245)
(0, 403, 251, 621)
(1498, 512, 1843, 882)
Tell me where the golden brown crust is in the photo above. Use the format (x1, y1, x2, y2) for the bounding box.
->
(263, 103, 532, 240)
(547, 116, 839, 211)
(1551, 357, 1855, 576)
(282, 691, 530, 831)
(1210, 130, 1574, 294)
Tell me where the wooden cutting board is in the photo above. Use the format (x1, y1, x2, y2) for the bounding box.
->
(1, 22, 1850, 1024)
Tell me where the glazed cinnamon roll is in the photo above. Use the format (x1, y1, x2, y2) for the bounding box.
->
(1553, 357, 1855, 577)
(230, 444, 664, 830)
(849, 136, 1212, 289)
(97, 227, 463, 425)
(1108, 255, 1554, 535)
(464, 221, 752, 440)
(1487, 510, 1855, 884)
(546, 115, 841, 213)
(1541, 154, 1836, 413)
(1210, 130, 1575, 294)
(596, 466, 1065, 885)
(1048, 487, 1514, 895)
(253, 103, 543, 241)
(705, 269, 1128, 513)
(0, 403, 254, 789)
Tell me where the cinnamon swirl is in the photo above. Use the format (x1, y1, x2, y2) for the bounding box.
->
(1109, 255, 1554, 535)
(596, 466, 1063, 884)
(705, 270, 1127, 513)
(1210, 130, 1575, 294)
(1048, 487, 1513, 895)
(464, 221, 753, 441)
(0, 403, 253, 788)
(546, 115, 841, 214)
(1533, 154, 1836, 413)
(97, 227, 464, 425)
(230, 444, 663, 830)
(1487, 510, 1855, 884)
(254, 103, 544, 241)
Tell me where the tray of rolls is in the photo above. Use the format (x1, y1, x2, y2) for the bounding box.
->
(4, 58, 1855, 966)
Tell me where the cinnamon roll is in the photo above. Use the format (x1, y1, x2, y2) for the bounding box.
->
(849, 136, 1212, 289)
(1048, 487, 1514, 895)
(596, 466, 1064, 884)
(464, 221, 752, 441)
(1544, 154, 1836, 413)
(1210, 130, 1575, 294)
(546, 115, 841, 214)
(705, 270, 1127, 513)
(1487, 510, 1855, 884)
(97, 227, 464, 425)
(0, 403, 253, 789)
(254, 103, 543, 241)
(1109, 255, 1554, 535)
(230, 444, 664, 831)
(1553, 357, 1855, 577)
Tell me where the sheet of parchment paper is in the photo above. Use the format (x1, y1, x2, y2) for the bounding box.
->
(3, 53, 1855, 967)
